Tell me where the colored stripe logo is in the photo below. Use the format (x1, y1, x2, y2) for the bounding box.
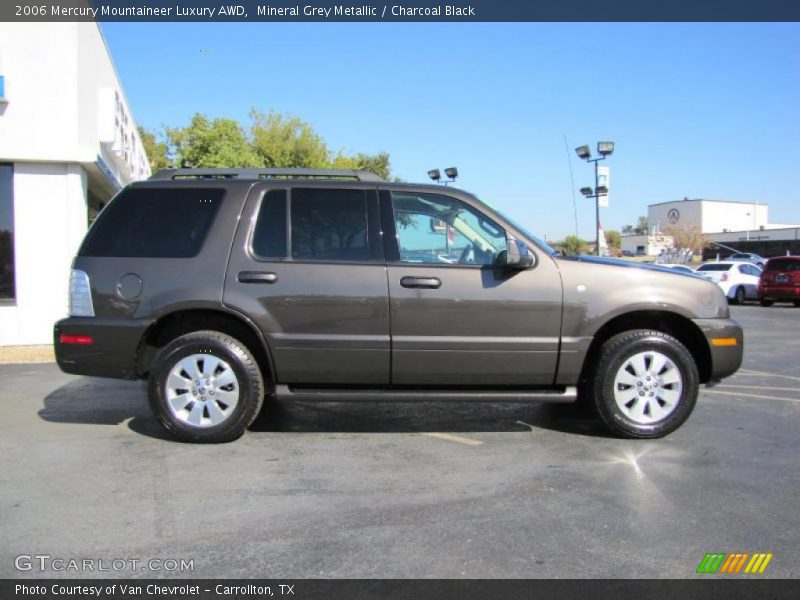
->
(697, 552, 773, 574)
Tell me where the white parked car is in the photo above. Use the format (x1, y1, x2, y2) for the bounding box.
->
(695, 261, 762, 304)
(659, 264, 696, 275)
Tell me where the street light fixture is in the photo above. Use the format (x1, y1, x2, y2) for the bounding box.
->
(575, 140, 615, 255)
(575, 145, 591, 160)
(428, 167, 459, 185)
(597, 141, 615, 156)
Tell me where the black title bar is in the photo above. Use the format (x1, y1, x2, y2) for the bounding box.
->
(3, 579, 800, 600)
(3, 0, 800, 22)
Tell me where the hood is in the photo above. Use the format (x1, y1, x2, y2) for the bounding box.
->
(562, 254, 701, 277)
(553, 254, 730, 320)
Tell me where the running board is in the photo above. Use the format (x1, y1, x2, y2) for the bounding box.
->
(274, 385, 578, 404)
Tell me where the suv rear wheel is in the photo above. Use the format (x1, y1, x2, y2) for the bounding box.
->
(589, 330, 699, 439)
(148, 331, 265, 443)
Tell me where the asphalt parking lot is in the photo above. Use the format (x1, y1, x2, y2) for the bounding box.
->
(1, 305, 798, 579)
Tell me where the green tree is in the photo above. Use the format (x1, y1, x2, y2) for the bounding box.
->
(621, 216, 649, 236)
(559, 235, 588, 255)
(167, 114, 260, 168)
(159, 109, 395, 179)
(330, 151, 392, 180)
(605, 229, 621, 249)
(137, 126, 170, 172)
(250, 109, 329, 168)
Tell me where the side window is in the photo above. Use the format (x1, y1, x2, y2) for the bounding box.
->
(391, 192, 507, 265)
(290, 188, 369, 261)
(0, 163, 15, 302)
(251, 189, 288, 259)
(80, 187, 224, 258)
(740, 264, 758, 276)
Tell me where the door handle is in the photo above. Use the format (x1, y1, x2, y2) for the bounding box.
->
(238, 271, 278, 284)
(400, 276, 441, 289)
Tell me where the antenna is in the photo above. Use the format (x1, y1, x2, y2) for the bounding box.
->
(563, 134, 579, 237)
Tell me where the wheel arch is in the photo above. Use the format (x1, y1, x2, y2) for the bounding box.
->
(579, 310, 712, 385)
(135, 308, 275, 382)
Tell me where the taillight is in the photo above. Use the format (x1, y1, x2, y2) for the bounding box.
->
(721, 273, 729, 282)
(59, 334, 94, 345)
(69, 269, 95, 317)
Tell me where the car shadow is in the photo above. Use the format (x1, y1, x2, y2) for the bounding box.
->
(38, 377, 174, 441)
(250, 396, 613, 437)
(38, 377, 612, 440)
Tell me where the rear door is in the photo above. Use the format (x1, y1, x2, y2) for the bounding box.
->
(738, 263, 762, 298)
(382, 188, 563, 386)
(223, 183, 390, 385)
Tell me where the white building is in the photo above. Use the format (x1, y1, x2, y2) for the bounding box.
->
(648, 198, 795, 235)
(621, 198, 800, 258)
(0, 22, 150, 346)
(620, 233, 674, 257)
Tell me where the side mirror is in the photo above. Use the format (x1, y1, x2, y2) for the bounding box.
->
(496, 238, 534, 269)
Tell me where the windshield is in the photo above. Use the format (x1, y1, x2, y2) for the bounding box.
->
(492, 208, 558, 255)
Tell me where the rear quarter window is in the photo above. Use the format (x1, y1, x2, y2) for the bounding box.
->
(80, 187, 224, 258)
(697, 264, 731, 271)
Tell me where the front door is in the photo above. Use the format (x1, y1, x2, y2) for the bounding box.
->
(383, 189, 563, 386)
(224, 184, 390, 385)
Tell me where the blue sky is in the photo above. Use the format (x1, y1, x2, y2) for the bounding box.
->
(101, 23, 800, 241)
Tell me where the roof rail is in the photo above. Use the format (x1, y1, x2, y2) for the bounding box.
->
(149, 167, 383, 182)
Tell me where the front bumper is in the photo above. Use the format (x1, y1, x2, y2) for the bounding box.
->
(692, 318, 744, 381)
(54, 317, 151, 380)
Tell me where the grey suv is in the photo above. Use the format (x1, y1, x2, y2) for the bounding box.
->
(54, 168, 743, 442)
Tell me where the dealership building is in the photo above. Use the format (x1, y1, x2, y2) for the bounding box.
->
(0, 22, 150, 346)
(622, 198, 800, 257)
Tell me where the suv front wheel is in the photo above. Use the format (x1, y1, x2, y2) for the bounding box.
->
(589, 330, 699, 439)
(148, 331, 265, 443)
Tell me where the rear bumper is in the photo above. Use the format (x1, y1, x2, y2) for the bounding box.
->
(692, 318, 744, 381)
(54, 317, 151, 379)
(758, 285, 800, 300)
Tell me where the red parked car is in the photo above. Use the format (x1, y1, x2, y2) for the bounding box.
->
(758, 256, 800, 307)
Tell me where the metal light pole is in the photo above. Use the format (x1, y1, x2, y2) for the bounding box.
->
(576, 142, 614, 256)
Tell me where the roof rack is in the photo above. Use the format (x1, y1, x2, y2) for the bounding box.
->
(149, 167, 383, 182)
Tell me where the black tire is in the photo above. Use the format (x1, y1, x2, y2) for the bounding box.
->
(148, 330, 265, 443)
(760, 298, 774, 307)
(794, 301, 800, 308)
(588, 330, 699, 439)
(731, 286, 745, 305)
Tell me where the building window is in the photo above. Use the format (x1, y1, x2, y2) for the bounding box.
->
(0, 163, 15, 302)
